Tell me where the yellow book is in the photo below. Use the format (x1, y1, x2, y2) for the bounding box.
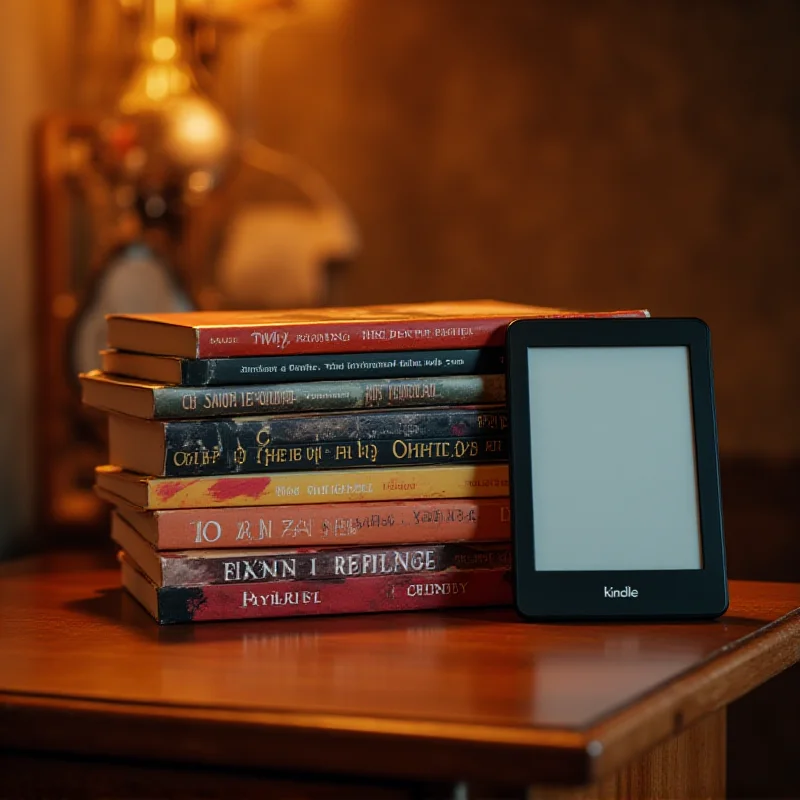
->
(95, 463, 509, 510)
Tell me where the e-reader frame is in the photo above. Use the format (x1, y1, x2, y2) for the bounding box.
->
(506, 317, 728, 621)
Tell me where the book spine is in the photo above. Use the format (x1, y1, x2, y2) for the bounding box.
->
(159, 435, 508, 477)
(155, 407, 508, 476)
(143, 464, 510, 509)
(195, 310, 650, 357)
(151, 375, 506, 418)
(179, 348, 505, 386)
(170, 406, 507, 444)
(160, 542, 512, 587)
(149, 567, 513, 623)
(138, 498, 512, 549)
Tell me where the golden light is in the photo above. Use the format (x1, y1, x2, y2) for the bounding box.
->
(151, 36, 177, 62)
(164, 94, 232, 168)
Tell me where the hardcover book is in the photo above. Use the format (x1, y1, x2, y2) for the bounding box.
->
(100, 347, 506, 386)
(80, 371, 506, 419)
(107, 407, 508, 476)
(101, 490, 511, 549)
(120, 552, 513, 624)
(111, 511, 512, 587)
(106, 300, 650, 359)
(95, 463, 510, 510)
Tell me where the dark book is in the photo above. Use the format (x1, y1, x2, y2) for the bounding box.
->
(80, 371, 506, 419)
(101, 347, 507, 386)
(108, 407, 508, 476)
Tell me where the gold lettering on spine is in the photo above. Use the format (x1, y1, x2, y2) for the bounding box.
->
(393, 440, 452, 460)
(454, 440, 477, 458)
(357, 441, 378, 462)
(203, 392, 237, 410)
(364, 384, 383, 404)
(173, 448, 222, 467)
(335, 444, 353, 461)
(306, 445, 323, 466)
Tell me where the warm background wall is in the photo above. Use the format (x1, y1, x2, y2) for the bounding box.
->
(252, 0, 799, 458)
(0, 0, 59, 556)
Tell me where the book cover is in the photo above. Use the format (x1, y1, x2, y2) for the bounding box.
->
(95, 463, 511, 510)
(111, 511, 512, 587)
(80, 371, 506, 419)
(100, 347, 506, 386)
(114, 434, 507, 477)
(107, 407, 508, 476)
(120, 552, 513, 624)
(102, 491, 511, 549)
(106, 299, 650, 359)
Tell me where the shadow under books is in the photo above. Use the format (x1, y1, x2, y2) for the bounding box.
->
(66, 588, 519, 645)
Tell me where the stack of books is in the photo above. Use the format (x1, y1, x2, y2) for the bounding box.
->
(81, 300, 648, 624)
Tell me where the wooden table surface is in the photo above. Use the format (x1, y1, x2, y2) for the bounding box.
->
(1, 551, 798, 790)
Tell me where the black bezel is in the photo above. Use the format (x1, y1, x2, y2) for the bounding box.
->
(506, 317, 728, 621)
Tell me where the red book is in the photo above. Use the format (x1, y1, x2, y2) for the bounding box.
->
(106, 300, 650, 358)
(120, 553, 513, 623)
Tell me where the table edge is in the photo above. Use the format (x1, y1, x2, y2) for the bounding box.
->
(0, 690, 589, 786)
(585, 605, 800, 781)
(2, 604, 799, 786)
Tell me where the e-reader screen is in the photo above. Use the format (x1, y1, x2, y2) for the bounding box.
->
(527, 345, 702, 572)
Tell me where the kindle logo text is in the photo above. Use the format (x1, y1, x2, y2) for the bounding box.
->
(604, 586, 639, 598)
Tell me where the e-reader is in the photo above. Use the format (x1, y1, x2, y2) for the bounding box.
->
(506, 317, 728, 621)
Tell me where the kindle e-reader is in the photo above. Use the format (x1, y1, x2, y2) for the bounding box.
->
(506, 317, 727, 621)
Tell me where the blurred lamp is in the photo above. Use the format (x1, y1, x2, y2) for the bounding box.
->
(97, 0, 235, 203)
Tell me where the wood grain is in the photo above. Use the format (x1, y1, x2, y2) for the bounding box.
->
(0, 551, 797, 788)
(530, 709, 726, 800)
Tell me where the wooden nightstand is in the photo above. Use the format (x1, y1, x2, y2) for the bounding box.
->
(0, 551, 797, 799)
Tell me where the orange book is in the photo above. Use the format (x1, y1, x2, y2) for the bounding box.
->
(99, 488, 511, 549)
